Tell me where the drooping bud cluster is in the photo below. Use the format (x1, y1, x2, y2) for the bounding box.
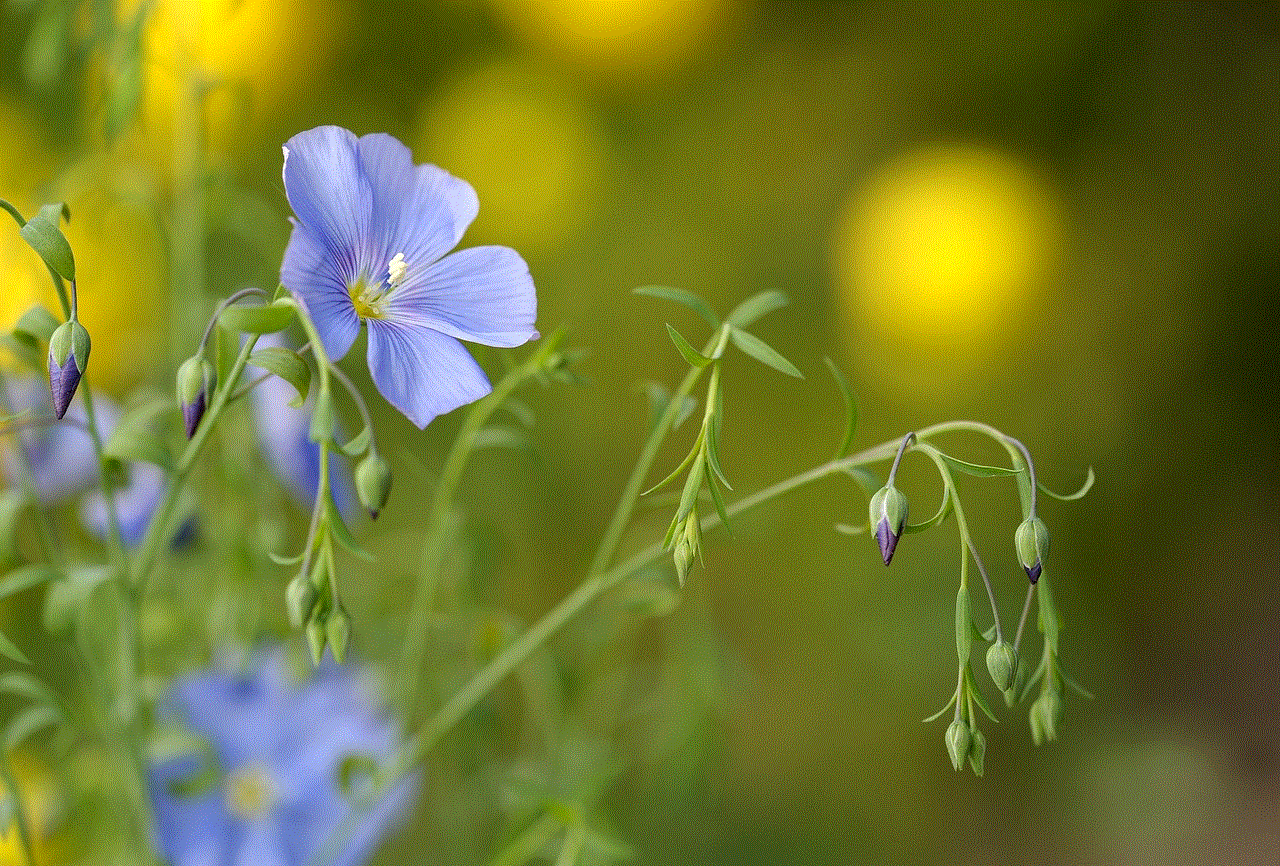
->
(48, 319, 90, 419)
(869, 484, 908, 565)
(672, 506, 701, 586)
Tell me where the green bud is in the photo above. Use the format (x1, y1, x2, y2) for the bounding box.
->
(1015, 516, 1049, 583)
(968, 728, 986, 777)
(1029, 698, 1046, 746)
(869, 485, 908, 565)
(176, 356, 215, 438)
(1041, 688, 1063, 740)
(672, 508, 700, 585)
(986, 641, 1018, 692)
(305, 614, 327, 665)
(285, 573, 318, 628)
(48, 319, 90, 419)
(354, 449, 392, 519)
(945, 719, 971, 771)
(326, 604, 351, 664)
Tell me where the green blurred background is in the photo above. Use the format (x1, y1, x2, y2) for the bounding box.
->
(1, 1, 1277, 864)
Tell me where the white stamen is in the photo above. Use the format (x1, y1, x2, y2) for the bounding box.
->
(387, 253, 408, 288)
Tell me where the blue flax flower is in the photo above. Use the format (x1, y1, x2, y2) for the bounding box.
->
(281, 125, 538, 428)
(149, 651, 416, 866)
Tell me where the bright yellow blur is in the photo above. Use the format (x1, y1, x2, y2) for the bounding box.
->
(0, 755, 57, 864)
(490, 0, 740, 81)
(118, 0, 344, 163)
(832, 144, 1062, 396)
(420, 60, 609, 259)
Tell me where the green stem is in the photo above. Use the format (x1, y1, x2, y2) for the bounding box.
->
(0, 755, 37, 866)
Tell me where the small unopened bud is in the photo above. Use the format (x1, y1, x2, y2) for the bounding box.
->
(986, 641, 1018, 692)
(945, 719, 971, 771)
(869, 485, 908, 565)
(1015, 516, 1049, 583)
(176, 356, 215, 439)
(672, 508, 700, 586)
(326, 604, 351, 664)
(354, 449, 392, 519)
(1030, 690, 1062, 745)
(48, 320, 90, 419)
(968, 728, 986, 776)
(285, 573, 318, 628)
(305, 613, 327, 666)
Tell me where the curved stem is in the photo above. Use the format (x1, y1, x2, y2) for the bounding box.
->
(197, 287, 268, 353)
(887, 431, 916, 485)
(1013, 583, 1036, 651)
(966, 534, 1003, 644)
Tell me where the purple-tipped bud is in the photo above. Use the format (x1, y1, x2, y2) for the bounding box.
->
(1015, 516, 1049, 583)
(354, 449, 392, 519)
(869, 485, 909, 565)
(176, 356, 214, 439)
(47, 320, 90, 420)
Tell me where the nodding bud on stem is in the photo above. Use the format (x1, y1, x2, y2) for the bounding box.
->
(869, 485, 908, 565)
(1015, 516, 1050, 583)
(354, 449, 392, 519)
(326, 604, 351, 664)
(306, 613, 327, 666)
(986, 641, 1018, 692)
(945, 719, 971, 771)
(285, 573, 318, 628)
(1029, 689, 1063, 745)
(673, 507, 701, 586)
(176, 356, 215, 439)
(48, 320, 90, 419)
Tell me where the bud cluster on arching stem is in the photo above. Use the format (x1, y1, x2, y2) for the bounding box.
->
(672, 506, 701, 586)
(48, 318, 90, 419)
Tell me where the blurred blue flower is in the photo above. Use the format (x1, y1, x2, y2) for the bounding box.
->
(249, 334, 356, 518)
(2, 378, 161, 547)
(280, 125, 538, 428)
(149, 651, 416, 866)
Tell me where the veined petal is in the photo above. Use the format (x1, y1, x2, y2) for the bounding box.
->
(387, 246, 538, 348)
(365, 319, 492, 429)
(281, 223, 360, 361)
(282, 126, 372, 280)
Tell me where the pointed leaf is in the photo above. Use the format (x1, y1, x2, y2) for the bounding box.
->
(12, 306, 60, 345)
(642, 437, 702, 497)
(1054, 658, 1095, 700)
(19, 213, 74, 281)
(339, 425, 372, 458)
(835, 523, 867, 535)
(0, 672, 57, 708)
(249, 347, 311, 406)
(903, 485, 950, 534)
(268, 550, 306, 567)
(704, 464, 731, 533)
(4, 704, 59, 751)
(0, 565, 59, 601)
(474, 426, 530, 452)
(325, 499, 374, 562)
(729, 328, 802, 378)
(922, 692, 958, 724)
(0, 199, 24, 228)
(0, 632, 28, 666)
(218, 300, 295, 335)
(214, 324, 239, 393)
(938, 453, 1022, 478)
(1039, 467, 1095, 501)
(823, 357, 857, 459)
(965, 667, 999, 722)
(665, 324, 711, 368)
(726, 290, 788, 328)
(634, 286, 719, 328)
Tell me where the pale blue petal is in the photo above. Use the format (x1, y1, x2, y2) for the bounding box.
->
(282, 126, 372, 282)
(280, 223, 360, 362)
(80, 462, 164, 547)
(1, 379, 112, 504)
(366, 319, 491, 429)
(232, 819, 290, 866)
(387, 245, 538, 348)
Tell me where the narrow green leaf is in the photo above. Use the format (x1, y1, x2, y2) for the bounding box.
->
(822, 357, 857, 459)
(634, 286, 719, 328)
(903, 485, 950, 534)
(0, 672, 57, 708)
(12, 306, 60, 345)
(729, 328, 802, 378)
(1016, 653, 1048, 703)
(4, 704, 59, 751)
(268, 549, 306, 567)
(966, 668, 999, 722)
(704, 392, 731, 491)
(834, 523, 866, 535)
(490, 813, 561, 866)
(0, 565, 59, 601)
(218, 300, 295, 335)
(214, 323, 238, 391)
(704, 464, 731, 534)
(325, 499, 374, 563)
(502, 397, 536, 428)
(922, 692, 958, 724)
(641, 439, 701, 497)
(474, 426, 529, 452)
(1039, 466, 1095, 501)
(0, 490, 28, 566)
(19, 214, 75, 282)
(0, 199, 25, 228)
(104, 411, 172, 470)
(841, 466, 882, 497)
(726, 290, 788, 328)
(0, 632, 28, 666)
(1054, 659, 1095, 700)
(339, 426, 372, 458)
(42, 565, 116, 632)
(675, 456, 703, 524)
(665, 324, 711, 368)
(955, 586, 972, 665)
(249, 347, 311, 406)
(36, 203, 70, 226)
(937, 452, 1023, 478)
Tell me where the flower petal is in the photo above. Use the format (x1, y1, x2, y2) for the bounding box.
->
(365, 319, 492, 428)
(281, 222, 360, 361)
(282, 126, 372, 281)
(387, 245, 538, 348)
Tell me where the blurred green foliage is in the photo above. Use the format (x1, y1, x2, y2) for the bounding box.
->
(0, 1, 1277, 864)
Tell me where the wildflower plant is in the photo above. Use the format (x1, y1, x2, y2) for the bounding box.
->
(0, 121, 1094, 865)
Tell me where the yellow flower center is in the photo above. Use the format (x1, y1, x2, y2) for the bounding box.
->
(225, 763, 278, 819)
(348, 253, 409, 320)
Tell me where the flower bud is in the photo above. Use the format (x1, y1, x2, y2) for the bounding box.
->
(285, 573, 318, 628)
(305, 613, 327, 666)
(945, 719, 971, 771)
(986, 640, 1018, 692)
(326, 604, 351, 664)
(869, 485, 908, 565)
(48, 319, 90, 419)
(1030, 690, 1062, 745)
(354, 449, 392, 519)
(176, 356, 215, 439)
(968, 727, 986, 776)
(1015, 515, 1049, 583)
(672, 508, 700, 586)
